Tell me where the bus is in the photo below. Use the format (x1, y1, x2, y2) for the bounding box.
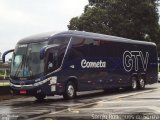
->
(3, 31, 158, 100)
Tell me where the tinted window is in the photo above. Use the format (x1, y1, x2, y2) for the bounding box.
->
(69, 37, 123, 59)
(49, 36, 70, 45)
(68, 37, 94, 60)
(46, 37, 70, 73)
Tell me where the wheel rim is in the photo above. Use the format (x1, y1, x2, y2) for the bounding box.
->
(140, 79, 145, 88)
(67, 85, 74, 97)
(132, 79, 137, 89)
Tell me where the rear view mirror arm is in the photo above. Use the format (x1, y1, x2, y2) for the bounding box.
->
(2, 49, 14, 63)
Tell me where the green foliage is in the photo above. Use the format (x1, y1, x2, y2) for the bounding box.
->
(0, 70, 5, 75)
(68, 0, 160, 44)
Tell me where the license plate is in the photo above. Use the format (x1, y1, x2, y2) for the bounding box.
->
(20, 90, 27, 94)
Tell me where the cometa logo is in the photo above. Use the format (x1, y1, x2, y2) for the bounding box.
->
(81, 59, 106, 68)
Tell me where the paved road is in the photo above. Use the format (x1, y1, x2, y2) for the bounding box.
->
(0, 83, 160, 120)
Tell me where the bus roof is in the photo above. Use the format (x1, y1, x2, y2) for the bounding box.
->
(17, 32, 58, 44)
(18, 30, 156, 46)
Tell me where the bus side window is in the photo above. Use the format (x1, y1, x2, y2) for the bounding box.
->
(46, 37, 70, 73)
(47, 51, 59, 73)
(49, 37, 70, 45)
(67, 37, 94, 60)
(68, 37, 85, 60)
(47, 53, 54, 73)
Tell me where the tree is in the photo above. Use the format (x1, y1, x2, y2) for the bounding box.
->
(68, 0, 160, 44)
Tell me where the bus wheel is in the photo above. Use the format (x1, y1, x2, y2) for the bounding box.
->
(63, 81, 76, 100)
(137, 77, 145, 89)
(35, 94, 46, 101)
(130, 77, 137, 90)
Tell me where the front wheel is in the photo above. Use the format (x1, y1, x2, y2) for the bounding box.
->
(63, 81, 76, 100)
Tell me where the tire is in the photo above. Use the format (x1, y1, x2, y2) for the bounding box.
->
(35, 94, 46, 101)
(130, 77, 138, 90)
(137, 77, 145, 89)
(63, 81, 76, 100)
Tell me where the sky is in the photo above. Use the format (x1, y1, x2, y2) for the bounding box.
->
(0, 0, 159, 60)
(0, 0, 88, 59)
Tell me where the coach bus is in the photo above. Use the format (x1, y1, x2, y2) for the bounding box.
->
(2, 31, 158, 100)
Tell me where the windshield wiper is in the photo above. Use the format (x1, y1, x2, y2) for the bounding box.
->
(14, 56, 24, 77)
(25, 54, 32, 77)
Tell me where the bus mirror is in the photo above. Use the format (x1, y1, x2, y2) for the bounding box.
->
(40, 45, 60, 60)
(40, 46, 47, 60)
(2, 49, 14, 63)
(158, 57, 160, 63)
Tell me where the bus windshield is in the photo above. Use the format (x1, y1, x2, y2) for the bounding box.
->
(10, 36, 70, 78)
(11, 42, 47, 78)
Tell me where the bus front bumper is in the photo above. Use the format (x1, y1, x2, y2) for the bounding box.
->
(10, 78, 64, 96)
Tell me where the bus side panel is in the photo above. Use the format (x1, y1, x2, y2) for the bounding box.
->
(61, 36, 158, 93)
(145, 45, 158, 84)
(62, 38, 132, 91)
(121, 43, 158, 85)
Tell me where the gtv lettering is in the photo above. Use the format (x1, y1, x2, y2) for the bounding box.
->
(123, 51, 149, 72)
